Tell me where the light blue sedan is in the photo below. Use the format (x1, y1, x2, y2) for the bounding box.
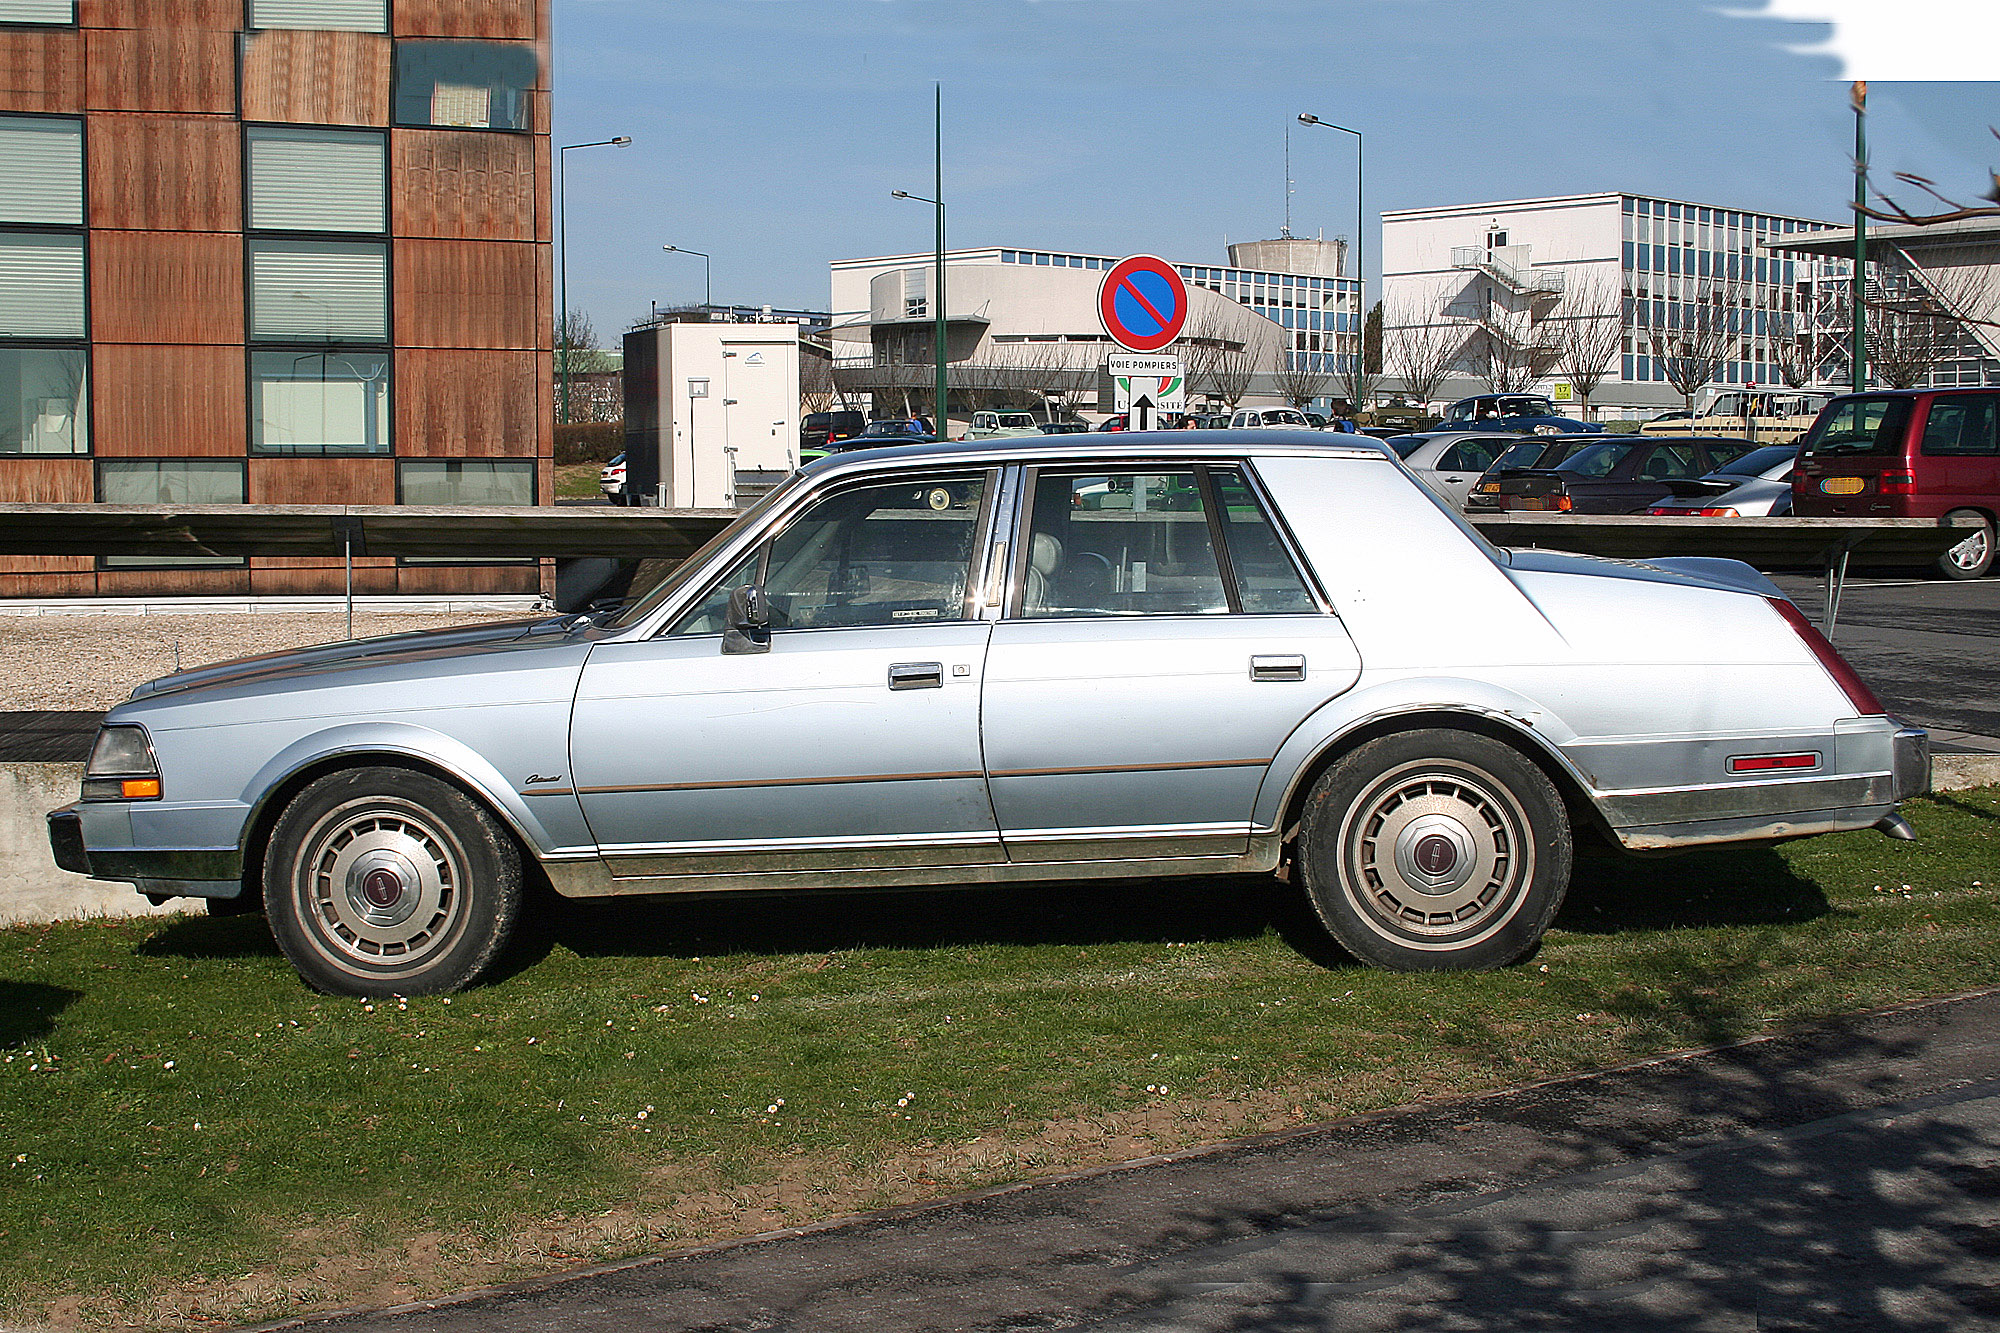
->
(49, 434, 1927, 994)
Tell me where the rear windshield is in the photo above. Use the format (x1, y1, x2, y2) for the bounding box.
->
(1714, 444, 1797, 477)
(1555, 442, 1634, 478)
(1799, 397, 1912, 459)
(1385, 435, 1429, 459)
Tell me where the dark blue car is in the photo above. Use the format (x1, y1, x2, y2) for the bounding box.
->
(1437, 394, 1603, 435)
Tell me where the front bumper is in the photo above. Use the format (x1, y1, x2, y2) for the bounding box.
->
(45, 802, 246, 898)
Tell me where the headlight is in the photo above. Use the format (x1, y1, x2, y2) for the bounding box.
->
(82, 725, 161, 801)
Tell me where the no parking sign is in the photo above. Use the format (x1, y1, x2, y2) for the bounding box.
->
(1097, 255, 1188, 353)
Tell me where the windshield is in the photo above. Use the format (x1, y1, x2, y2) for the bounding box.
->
(862, 421, 922, 437)
(1713, 444, 1797, 478)
(1799, 397, 1911, 458)
(605, 480, 799, 630)
(1556, 442, 1635, 478)
(1385, 435, 1429, 459)
(1500, 397, 1557, 417)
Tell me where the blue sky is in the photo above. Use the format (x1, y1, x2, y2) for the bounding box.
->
(550, 0, 1998, 341)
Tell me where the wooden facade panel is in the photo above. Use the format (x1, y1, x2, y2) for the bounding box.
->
(391, 129, 535, 241)
(0, 29, 84, 115)
(90, 344, 246, 456)
(392, 0, 538, 39)
(248, 457, 396, 506)
(240, 30, 391, 127)
(0, 558, 99, 599)
(395, 349, 537, 456)
(393, 239, 539, 349)
(78, 0, 241, 28)
(250, 563, 400, 597)
(89, 230, 243, 345)
(85, 27, 234, 115)
(97, 566, 252, 597)
(0, 458, 92, 502)
(394, 562, 540, 595)
(87, 114, 240, 233)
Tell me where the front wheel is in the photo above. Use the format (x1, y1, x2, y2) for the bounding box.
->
(1937, 509, 1995, 580)
(1296, 730, 1571, 971)
(263, 767, 522, 996)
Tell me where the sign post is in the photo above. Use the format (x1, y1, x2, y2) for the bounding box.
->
(1110, 354, 1185, 430)
(1099, 255, 1189, 429)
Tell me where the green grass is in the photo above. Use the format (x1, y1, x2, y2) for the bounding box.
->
(554, 463, 604, 500)
(5, 788, 2000, 1326)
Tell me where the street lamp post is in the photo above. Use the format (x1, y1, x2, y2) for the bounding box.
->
(892, 85, 947, 436)
(557, 135, 632, 425)
(1850, 81, 1868, 393)
(661, 245, 712, 313)
(1298, 114, 1364, 402)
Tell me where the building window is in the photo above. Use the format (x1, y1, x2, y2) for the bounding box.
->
(399, 459, 535, 506)
(0, 0, 75, 21)
(247, 0, 386, 30)
(395, 41, 537, 132)
(248, 239, 388, 342)
(0, 117, 82, 226)
(97, 461, 247, 568)
(246, 126, 386, 234)
(250, 351, 389, 455)
(0, 233, 85, 339)
(0, 347, 85, 455)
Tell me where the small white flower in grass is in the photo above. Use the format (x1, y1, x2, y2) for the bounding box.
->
(1538, 965, 1550, 973)
(750, 994, 760, 1002)
(163, 1061, 174, 1070)
(362, 1003, 374, 1013)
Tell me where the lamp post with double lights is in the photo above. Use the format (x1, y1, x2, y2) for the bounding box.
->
(1297, 113, 1365, 399)
(892, 84, 946, 436)
(557, 135, 631, 424)
(661, 244, 712, 313)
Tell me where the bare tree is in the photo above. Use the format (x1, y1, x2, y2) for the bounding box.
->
(1471, 306, 1562, 395)
(1649, 280, 1743, 415)
(1011, 339, 1093, 420)
(1764, 295, 1818, 389)
(1334, 351, 1378, 416)
(555, 309, 601, 373)
(1548, 275, 1625, 420)
(1183, 311, 1255, 411)
(1273, 351, 1334, 411)
(1382, 292, 1463, 408)
(1865, 257, 1986, 389)
(799, 345, 836, 416)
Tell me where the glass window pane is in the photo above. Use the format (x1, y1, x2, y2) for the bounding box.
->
(251, 351, 390, 454)
(1022, 470, 1227, 618)
(753, 475, 985, 629)
(0, 233, 84, 338)
(398, 460, 535, 505)
(667, 548, 762, 637)
(0, 0, 75, 20)
(248, 239, 387, 341)
(99, 459, 245, 505)
(0, 116, 82, 225)
(248, 0, 386, 30)
(0, 347, 86, 454)
(247, 127, 385, 233)
(394, 41, 537, 132)
(1212, 468, 1313, 613)
(1920, 396, 2000, 457)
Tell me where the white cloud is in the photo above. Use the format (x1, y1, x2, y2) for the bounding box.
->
(1726, 0, 2000, 79)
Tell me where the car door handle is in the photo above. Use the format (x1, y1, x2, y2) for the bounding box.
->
(1250, 654, 1307, 682)
(888, 661, 944, 690)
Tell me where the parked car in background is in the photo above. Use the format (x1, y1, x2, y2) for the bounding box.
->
(1493, 437, 1755, 513)
(1095, 413, 1129, 432)
(1228, 407, 1313, 429)
(801, 410, 866, 453)
(48, 431, 1926, 995)
(1465, 437, 1598, 510)
(1792, 388, 1999, 579)
(1037, 421, 1090, 435)
(599, 452, 627, 504)
(843, 418, 939, 448)
(1640, 388, 1833, 447)
(1438, 394, 1603, 435)
(967, 410, 1044, 441)
(1386, 432, 1533, 510)
(1645, 444, 1799, 517)
(1357, 397, 1439, 433)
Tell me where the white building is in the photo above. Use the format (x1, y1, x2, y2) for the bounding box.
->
(1381, 192, 1851, 417)
(825, 242, 1362, 421)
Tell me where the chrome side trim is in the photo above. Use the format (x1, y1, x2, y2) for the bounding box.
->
(989, 759, 1267, 780)
(1614, 803, 1901, 851)
(998, 821, 1256, 865)
(1595, 771, 1895, 830)
(600, 831, 1007, 879)
(86, 845, 243, 882)
(548, 851, 1277, 898)
(575, 769, 985, 796)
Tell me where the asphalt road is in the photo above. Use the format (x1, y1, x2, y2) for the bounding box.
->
(265, 989, 2000, 1333)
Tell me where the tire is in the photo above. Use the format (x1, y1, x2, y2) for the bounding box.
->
(263, 767, 522, 996)
(1937, 509, 1995, 581)
(1295, 729, 1572, 971)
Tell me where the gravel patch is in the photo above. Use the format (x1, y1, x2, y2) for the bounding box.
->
(1, 611, 525, 712)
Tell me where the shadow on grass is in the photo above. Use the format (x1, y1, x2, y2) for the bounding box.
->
(1930, 791, 2000, 823)
(132, 912, 282, 961)
(1557, 844, 1831, 935)
(0, 980, 81, 1047)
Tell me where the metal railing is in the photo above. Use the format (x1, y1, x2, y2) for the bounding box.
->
(1451, 246, 1566, 298)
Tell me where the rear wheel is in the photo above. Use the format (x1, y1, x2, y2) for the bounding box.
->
(1296, 730, 1571, 971)
(263, 767, 522, 996)
(1937, 509, 1995, 580)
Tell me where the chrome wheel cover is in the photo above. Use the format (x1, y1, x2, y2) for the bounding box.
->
(1948, 525, 1990, 572)
(1338, 760, 1536, 950)
(292, 796, 469, 968)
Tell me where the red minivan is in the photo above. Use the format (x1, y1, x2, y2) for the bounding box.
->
(1792, 388, 1999, 579)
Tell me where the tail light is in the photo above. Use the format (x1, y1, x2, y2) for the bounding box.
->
(1766, 596, 1885, 715)
(1879, 471, 1918, 495)
(1649, 505, 1739, 517)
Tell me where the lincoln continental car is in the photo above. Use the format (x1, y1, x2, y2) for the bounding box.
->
(48, 434, 1928, 995)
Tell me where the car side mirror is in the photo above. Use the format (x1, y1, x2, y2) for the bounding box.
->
(721, 584, 770, 655)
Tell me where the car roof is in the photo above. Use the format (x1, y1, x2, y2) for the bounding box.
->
(798, 430, 1388, 477)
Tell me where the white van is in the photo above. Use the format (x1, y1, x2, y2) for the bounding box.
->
(967, 410, 1043, 440)
(1227, 407, 1312, 429)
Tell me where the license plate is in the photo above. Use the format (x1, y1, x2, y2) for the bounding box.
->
(1511, 496, 1561, 511)
(1820, 476, 1866, 496)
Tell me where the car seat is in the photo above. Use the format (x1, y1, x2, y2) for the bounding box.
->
(1024, 532, 1062, 613)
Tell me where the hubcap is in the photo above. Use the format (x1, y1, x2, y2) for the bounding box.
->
(1342, 764, 1534, 949)
(1951, 528, 1989, 571)
(299, 801, 463, 964)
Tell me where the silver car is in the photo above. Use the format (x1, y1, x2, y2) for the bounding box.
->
(47, 434, 1927, 995)
(1386, 431, 1532, 510)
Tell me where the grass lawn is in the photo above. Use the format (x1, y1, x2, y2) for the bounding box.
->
(5, 787, 1999, 1327)
(554, 463, 605, 500)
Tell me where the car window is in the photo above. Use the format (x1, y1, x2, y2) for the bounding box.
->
(1212, 468, 1316, 613)
(1698, 441, 1752, 468)
(1639, 445, 1701, 480)
(1714, 444, 1796, 477)
(1558, 442, 1633, 478)
(1386, 435, 1428, 460)
(1439, 440, 1499, 472)
(668, 474, 987, 635)
(1800, 397, 1911, 458)
(1019, 469, 1228, 618)
(1920, 396, 2000, 457)
(1490, 441, 1544, 471)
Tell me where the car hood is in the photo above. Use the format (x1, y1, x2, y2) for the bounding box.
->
(125, 616, 564, 702)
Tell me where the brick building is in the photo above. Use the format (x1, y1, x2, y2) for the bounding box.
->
(0, 0, 552, 597)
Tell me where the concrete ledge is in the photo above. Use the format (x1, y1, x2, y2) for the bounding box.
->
(5, 759, 1995, 927)
(0, 595, 549, 618)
